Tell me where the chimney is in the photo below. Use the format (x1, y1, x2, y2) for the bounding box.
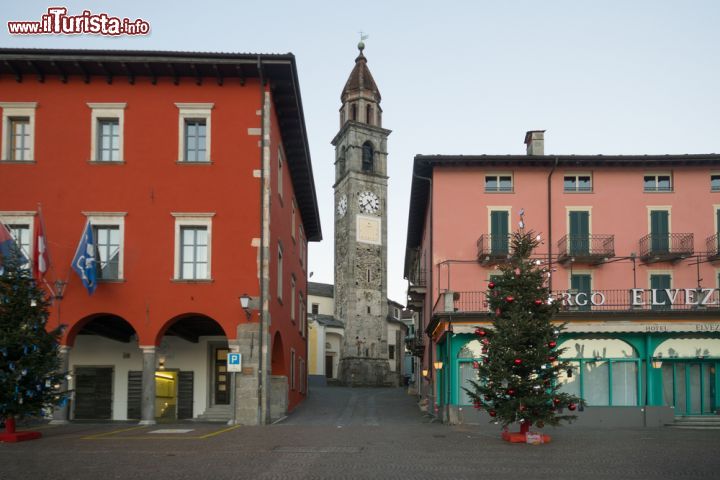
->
(524, 130, 545, 156)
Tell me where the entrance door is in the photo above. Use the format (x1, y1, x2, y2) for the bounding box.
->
(74, 367, 113, 420)
(650, 210, 669, 253)
(569, 211, 590, 255)
(214, 347, 230, 405)
(325, 355, 333, 378)
(662, 362, 716, 415)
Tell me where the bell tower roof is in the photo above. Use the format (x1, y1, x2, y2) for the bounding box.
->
(341, 42, 381, 103)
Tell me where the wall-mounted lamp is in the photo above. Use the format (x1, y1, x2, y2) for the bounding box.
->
(158, 357, 166, 370)
(54, 280, 67, 300)
(433, 361, 444, 370)
(239, 294, 252, 319)
(651, 357, 663, 369)
(422, 369, 429, 378)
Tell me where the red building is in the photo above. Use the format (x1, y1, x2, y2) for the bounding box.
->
(0, 49, 321, 424)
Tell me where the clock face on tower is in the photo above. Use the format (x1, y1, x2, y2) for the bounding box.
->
(358, 191, 380, 214)
(337, 194, 348, 217)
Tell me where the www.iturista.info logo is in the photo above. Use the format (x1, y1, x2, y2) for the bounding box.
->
(7, 7, 150, 36)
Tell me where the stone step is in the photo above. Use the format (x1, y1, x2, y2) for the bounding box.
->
(665, 415, 720, 429)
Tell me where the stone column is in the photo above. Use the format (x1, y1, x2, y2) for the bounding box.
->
(139, 346, 157, 425)
(50, 345, 71, 424)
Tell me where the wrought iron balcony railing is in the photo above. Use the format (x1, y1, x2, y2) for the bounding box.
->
(639, 233, 694, 261)
(557, 234, 615, 264)
(706, 233, 720, 260)
(433, 289, 720, 315)
(477, 234, 510, 263)
(408, 267, 427, 288)
(404, 334, 425, 357)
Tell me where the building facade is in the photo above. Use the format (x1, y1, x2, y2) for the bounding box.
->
(405, 131, 720, 426)
(331, 43, 393, 386)
(0, 49, 321, 424)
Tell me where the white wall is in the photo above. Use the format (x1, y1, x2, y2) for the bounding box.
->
(325, 329, 343, 379)
(308, 293, 334, 316)
(387, 323, 403, 372)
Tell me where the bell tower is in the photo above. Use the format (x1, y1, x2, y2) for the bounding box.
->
(331, 41, 392, 386)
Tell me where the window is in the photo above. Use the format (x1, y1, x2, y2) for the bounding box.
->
(278, 147, 284, 200)
(1, 102, 37, 162)
(564, 174, 592, 192)
(175, 103, 213, 163)
(85, 213, 126, 280)
(298, 357, 306, 394)
(351, 103, 357, 121)
(290, 349, 296, 390)
(570, 273, 592, 312)
(93, 226, 120, 280)
(568, 209, 591, 255)
(6, 223, 30, 267)
(650, 274, 672, 310)
(291, 200, 296, 241)
(311, 303, 319, 315)
(277, 242, 283, 300)
(362, 142, 374, 172)
(366, 104, 373, 125)
(489, 209, 510, 255)
(172, 213, 213, 280)
(711, 174, 720, 192)
(338, 147, 346, 176)
(389, 345, 395, 360)
(644, 173, 672, 192)
(393, 307, 400, 319)
(299, 293, 305, 335)
(485, 174, 513, 192)
(299, 226, 305, 269)
(88, 103, 125, 162)
(290, 275, 296, 322)
(649, 209, 670, 253)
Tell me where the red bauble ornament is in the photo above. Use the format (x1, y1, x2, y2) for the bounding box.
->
(513, 359, 522, 365)
(483, 357, 490, 364)
(548, 341, 557, 348)
(514, 268, 521, 276)
(505, 296, 515, 303)
(568, 403, 577, 411)
(488, 282, 495, 290)
(519, 405, 527, 412)
(481, 338, 490, 345)
(489, 410, 497, 417)
(506, 388, 516, 396)
(475, 328, 487, 337)
(534, 299, 543, 306)
(495, 308, 502, 316)
(472, 361, 479, 369)
(553, 398, 561, 405)
(473, 401, 481, 409)
(548, 356, 556, 362)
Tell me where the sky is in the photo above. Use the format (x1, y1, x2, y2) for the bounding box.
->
(3, 1, 720, 305)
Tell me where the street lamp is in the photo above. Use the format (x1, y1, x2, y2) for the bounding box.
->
(239, 294, 252, 319)
(433, 361, 443, 370)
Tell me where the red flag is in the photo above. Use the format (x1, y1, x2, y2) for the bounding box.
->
(34, 210, 50, 279)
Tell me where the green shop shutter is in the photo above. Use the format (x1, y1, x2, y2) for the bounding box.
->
(569, 211, 589, 255)
(177, 371, 194, 420)
(490, 211, 509, 255)
(650, 210, 669, 252)
(127, 371, 142, 420)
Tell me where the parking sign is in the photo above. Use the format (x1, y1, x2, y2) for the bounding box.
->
(227, 353, 242, 372)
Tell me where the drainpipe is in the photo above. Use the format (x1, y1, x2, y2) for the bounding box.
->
(257, 56, 268, 425)
(547, 157, 559, 291)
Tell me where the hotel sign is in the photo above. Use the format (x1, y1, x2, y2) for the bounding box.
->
(561, 288, 719, 307)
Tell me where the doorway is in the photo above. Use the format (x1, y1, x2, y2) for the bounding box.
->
(214, 347, 230, 405)
(74, 366, 113, 420)
(155, 371, 178, 420)
(325, 355, 334, 378)
(662, 361, 717, 415)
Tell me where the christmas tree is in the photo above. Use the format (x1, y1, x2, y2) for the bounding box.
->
(1, 245, 66, 429)
(465, 220, 584, 440)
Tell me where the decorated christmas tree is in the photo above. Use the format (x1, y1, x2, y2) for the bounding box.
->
(465, 216, 584, 442)
(1, 244, 66, 440)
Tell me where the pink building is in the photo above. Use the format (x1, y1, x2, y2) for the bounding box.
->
(405, 131, 720, 427)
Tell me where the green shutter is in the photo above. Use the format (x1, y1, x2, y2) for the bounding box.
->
(571, 274, 592, 311)
(650, 210, 669, 252)
(569, 211, 589, 255)
(650, 274, 671, 309)
(490, 211, 509, 254)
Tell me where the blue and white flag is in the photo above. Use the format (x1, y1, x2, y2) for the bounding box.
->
(71, 221, 97, 295)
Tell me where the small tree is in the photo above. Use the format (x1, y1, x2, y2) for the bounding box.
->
(0, 248, 66, 426)
(465, 228, 583, 433)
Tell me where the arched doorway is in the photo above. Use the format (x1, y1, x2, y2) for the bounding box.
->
(66, 314, 138, 420)
(271, 332, 286, 376)
(155, 313, 229, 421)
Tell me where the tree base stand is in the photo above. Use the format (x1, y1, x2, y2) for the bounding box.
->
(0, 417, 42, 443)
(501, 422, 551, 444)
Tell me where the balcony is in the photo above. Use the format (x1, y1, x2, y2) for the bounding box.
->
(477, 234, 510, 264)
(407, 267, 427, 309)
(433, 289, 720, 316)
(706, 233, 720, 261)
(404, 334, 425, 357)
(557, 234, 615, 265)
(639, 233, 694, 263)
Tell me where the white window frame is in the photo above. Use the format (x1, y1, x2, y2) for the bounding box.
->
(290, 348, 296, 390)
(88, 103, 126, 163)
(172, 213, 214, 280)
(278, 147, 284, 201)
(175, 103, 213, 163)
(563, 172, 593, 193)
(290, 274, 296, 323)
(1, 102, 37, 162)
(84, 212, 127, 280)
(643, 172, 673, 192)
(0, 211, 35, 265)
(484, 172, 513, 193)
(711, 172, 720, 192)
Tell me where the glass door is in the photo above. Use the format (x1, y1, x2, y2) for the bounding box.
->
(662, 362, 716, 415)
(214, 347, 229, 405)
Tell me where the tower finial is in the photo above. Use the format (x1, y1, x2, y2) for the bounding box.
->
(358, 32, 369, 52)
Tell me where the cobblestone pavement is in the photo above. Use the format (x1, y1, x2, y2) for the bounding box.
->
(2, 386, 719, 479)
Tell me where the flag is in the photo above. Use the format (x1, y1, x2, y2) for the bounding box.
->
(33, 209, 50, 279)
(0, 221, 28, 269)
(71, 221, 97, 295)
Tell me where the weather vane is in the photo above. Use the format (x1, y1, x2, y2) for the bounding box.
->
(358, 32, 369, 51)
